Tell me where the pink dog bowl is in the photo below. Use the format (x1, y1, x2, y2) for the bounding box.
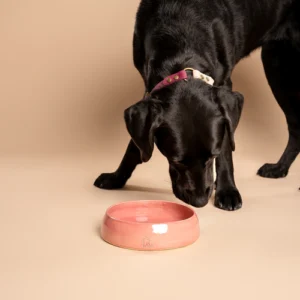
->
(101, 200, 200, 251)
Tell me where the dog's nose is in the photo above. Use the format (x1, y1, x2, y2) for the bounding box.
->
(191, 196, 209, 208)
(172, 185, 210, 208)
(206, 186, 213, 198)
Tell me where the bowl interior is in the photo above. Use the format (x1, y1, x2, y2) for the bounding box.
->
(107, 201, 194, 223)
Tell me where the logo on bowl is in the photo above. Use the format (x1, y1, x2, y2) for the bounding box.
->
(142, 237, 153, 248)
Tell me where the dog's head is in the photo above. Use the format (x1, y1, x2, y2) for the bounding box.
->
(124, 80, 243, 207)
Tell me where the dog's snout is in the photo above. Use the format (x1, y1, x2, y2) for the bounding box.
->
(170, 164, 214, 208)
(206, 187, 210, 196)
(206, 186, 213, 198)
(173, 186, 210, 208)
(192, 196, 209, 208)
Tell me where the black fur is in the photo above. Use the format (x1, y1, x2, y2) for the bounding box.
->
(94, 0, 300, 211)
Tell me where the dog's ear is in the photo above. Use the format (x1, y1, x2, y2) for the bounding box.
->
(124, 99, 164, 162)
(215, 88, 244, 151)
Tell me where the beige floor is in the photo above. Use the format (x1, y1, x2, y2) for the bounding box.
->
(1, 145, 300, 300)
(1, 1, 300, 299)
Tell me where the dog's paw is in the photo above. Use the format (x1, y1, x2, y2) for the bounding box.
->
(94, 173, 126, 190)
(214, 188, 242, 211)
(257, 163, 288, 178)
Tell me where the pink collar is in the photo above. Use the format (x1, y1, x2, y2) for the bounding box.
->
(145, 68, 214, 97)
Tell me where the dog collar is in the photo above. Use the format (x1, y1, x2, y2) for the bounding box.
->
(145, 68, 214, 97)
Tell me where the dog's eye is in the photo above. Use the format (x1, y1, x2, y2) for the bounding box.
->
(176, 158, 192, 166)
(172, 157, 196, 169)
(170, 160, 187, 170)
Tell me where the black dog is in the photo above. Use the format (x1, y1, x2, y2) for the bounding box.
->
(94, 0, 300, 211)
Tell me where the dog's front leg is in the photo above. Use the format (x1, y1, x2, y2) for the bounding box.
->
(94, 140, 142, 190)
(214, 134, 242, 211)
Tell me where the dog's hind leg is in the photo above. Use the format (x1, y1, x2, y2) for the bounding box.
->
(257, 40, 300, 179)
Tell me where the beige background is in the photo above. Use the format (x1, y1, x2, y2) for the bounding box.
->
(1, 1, 299, 300)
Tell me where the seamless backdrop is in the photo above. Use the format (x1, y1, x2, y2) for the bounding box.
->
(0, 1, 299, 300)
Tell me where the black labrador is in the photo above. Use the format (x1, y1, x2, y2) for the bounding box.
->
(94, 0, 300, 211)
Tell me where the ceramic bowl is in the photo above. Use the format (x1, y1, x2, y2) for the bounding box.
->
(101, 200, 200, 251)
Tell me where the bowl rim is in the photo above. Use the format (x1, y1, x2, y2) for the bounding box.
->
(104, 200, 198, 225)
